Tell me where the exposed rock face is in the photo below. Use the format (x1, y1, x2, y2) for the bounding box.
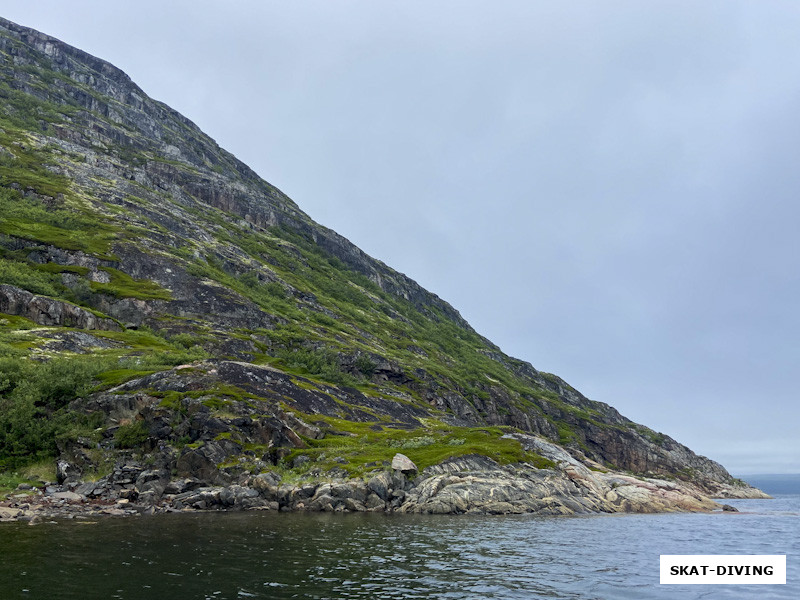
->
(0, 15, 770, 517)
(0, 284, 121, 330)
(398, 440, 769, 515)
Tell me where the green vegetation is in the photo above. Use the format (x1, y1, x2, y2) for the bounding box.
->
(114, 420, 149, 449)
(282, 417, 557, 477)
(0, 187, 117, 258)
(0, 143, 70, 198)
(180, 219, 576, 415)
(169, 332, 208, 349)
(0, 256, 169, 314)
(0, 460, 58, 498)
(556, 421, 577, 445)
(0, 472, 33, 499)
(89, 267, 172, 301)
(275, 347, 359, 387)
(634, 424, 667, 445)
(0, 320, 209, 469)
(0, 354, 113, 468)
(0, 257, 61, 296)
(0, 79, 77, 133)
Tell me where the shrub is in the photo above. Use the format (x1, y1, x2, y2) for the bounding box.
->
(276, 347, 357, 386)
(355, 354, 376, 378)
(0, 392, 57, 464)
(169, 332, 205, 349)
(389, 436, 436, 449)
(263, 281, 287, 299)
(238, 271, 259, 288)
(0, 258, 61, 296)
(0, 355, 116, 467)
(114, 420, 149, 449)
(121, 346, 208, 369)
(34, 357, 113, 409)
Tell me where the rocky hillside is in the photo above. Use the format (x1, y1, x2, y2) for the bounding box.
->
(0, 16, 766, 517)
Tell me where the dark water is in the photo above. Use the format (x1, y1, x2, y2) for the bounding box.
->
(1, 496, 797, 599)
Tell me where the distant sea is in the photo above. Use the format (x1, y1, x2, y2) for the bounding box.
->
(740, 473, 800, 496)
(1, 475, 797, 599)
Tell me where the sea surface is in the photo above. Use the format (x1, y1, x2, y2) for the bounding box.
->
(0, 477, 797, 600)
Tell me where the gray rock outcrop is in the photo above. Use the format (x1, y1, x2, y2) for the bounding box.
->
(0, 284, 121, 330)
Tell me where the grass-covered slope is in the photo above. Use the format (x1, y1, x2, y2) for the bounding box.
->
(0, 16, 746, 497)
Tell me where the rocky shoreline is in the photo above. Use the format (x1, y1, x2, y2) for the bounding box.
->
(1, 434, 769, 524)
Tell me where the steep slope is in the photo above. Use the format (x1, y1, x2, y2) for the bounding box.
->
(0, 17, 765, 515)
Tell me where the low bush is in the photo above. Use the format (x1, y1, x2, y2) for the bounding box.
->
(0, 258, 61, 296)
(114, 420, 149, 449)
(0, 355, 115, 467)
(276, 347, 358, 386)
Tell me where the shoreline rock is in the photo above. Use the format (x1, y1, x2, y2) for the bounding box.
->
(1, 434, 770, 524)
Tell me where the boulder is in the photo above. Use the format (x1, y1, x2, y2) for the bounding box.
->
(56, 460, 81, 485)
(307, 493, 336, 512)
(365, 492, 386, 510)
(292, 455, 311, 468)
(74, 482, 100, 497)
(251, 473, 280, 500)
(176, 441, 236, 485)
(391, 453, 417, 473)
(0, 507, 22, 520)
(51, 491, 84, 502)
(367, 472, 392, 500)
(343, 498, 367, 512)
(219, 485, 259, 507)
(330, 481, 368, 503)
(163, 478, 203, 495)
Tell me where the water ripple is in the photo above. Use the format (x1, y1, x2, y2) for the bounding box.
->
(0, 496, 797, 599)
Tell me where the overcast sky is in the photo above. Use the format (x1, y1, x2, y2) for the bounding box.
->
(2, 1, 798, 476)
